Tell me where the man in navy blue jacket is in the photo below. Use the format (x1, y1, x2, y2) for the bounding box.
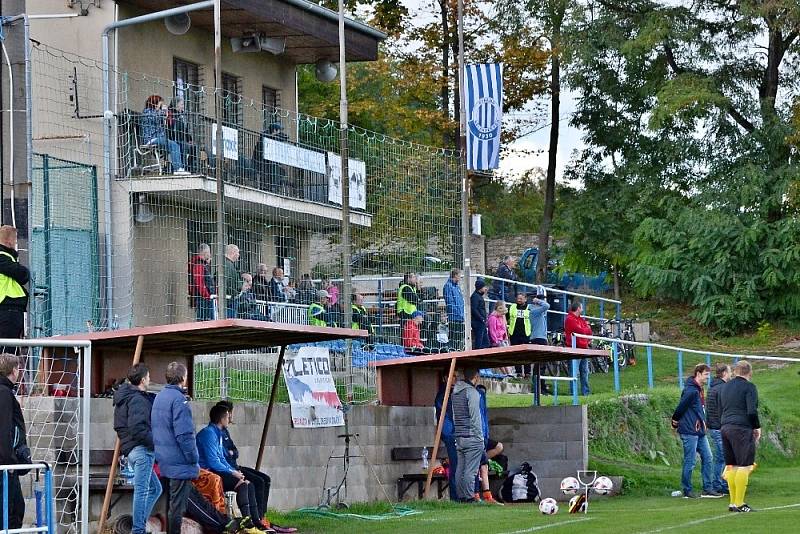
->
(671, 363, 721, 499)
(196, 404, 271, 531)
(434, 377, 457, 500)
(470, 279, 489, 349)
(152, 362, 199, 534)
(443, 269, 465, 351)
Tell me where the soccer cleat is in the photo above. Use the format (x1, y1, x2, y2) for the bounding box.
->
(736, 503, 755, 512)
(701, 490, 723, 498)
(481, 490, 503, 506)
(270, 526, 299, 534)
(728, 505, 738, 512)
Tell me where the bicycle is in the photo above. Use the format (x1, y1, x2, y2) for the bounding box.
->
(594, 319, 626, 371)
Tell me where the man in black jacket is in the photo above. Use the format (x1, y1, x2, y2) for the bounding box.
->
(470, 279, 489, 349)
(706, 363, 731, 495)
(113, 363, 162, 534)
(0, 353, 27, 529)
(0, 226, 29, 346)
(720, 360, 761, 513)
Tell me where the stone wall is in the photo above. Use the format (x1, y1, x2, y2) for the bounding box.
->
(484, 233, 537, 274)
(86, 400, 587, 521)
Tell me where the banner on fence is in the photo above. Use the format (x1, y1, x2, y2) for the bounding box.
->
(327, 153, 367, 209)
(283, 346, 344, 428)
(465, 63, 503, 170)
(211, 124, 239, 160)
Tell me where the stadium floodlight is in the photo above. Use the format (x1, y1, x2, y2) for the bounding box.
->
(315, 59, 338, 82)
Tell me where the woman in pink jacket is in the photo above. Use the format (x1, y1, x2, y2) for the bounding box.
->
(487, 302, 513, 375)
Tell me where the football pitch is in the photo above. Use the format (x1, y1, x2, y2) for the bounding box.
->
(271, 466, 799, 533)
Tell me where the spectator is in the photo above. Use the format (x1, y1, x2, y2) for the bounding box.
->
(268, 267, 285, 303)
(0, 226, 29, 344)
(470, 279, 489, 349)
(508, 292, 533, 376)
(529, 287, 551, 397)
(671, 363, 720, 499)
(351, 293, 374, 338)
(141, 95, 189, 175)
(296, 274, 316, 305)
(224, 244, 241, 318)
(235, 274, 270, 321)
(0, 354, 27, 529)
(167, 96, 197, 173)
(396, 273, 421, 327)
(720, 360, 761, 513)
(490, 256, 518, 304)
(402, 311, 428, 354)
(474, 384, 502, 504)
(215, 401, 296, 533)
(706, 363, 731, 495)
(189, 243, 216, 321)
(322, 278, 339, 306)
(564, 302, 592, 395)
(487, 302, 509, 348)
(113, 363, 161, 534)
(152, 362, 200, 534)
(308, 290, 330, 327)
(283, 278, 297, 303)
(434, 376, 458, 501)
(452, 367, 484, 502)
(196, 405, 271, 531)
(251, 264, 271, 302)
(443, 269, 465, 351)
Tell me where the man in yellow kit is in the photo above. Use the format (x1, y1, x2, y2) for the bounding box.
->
(719, 360, 760, 512)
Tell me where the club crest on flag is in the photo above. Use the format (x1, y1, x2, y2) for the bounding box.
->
(465, 63, 503, 170)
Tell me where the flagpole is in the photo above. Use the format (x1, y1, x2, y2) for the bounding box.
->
(458, 0, 472, 350)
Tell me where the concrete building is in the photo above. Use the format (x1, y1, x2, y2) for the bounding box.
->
(4, 0, 385, 332)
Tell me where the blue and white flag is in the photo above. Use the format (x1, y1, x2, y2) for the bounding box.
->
(465, 63, 503, 170)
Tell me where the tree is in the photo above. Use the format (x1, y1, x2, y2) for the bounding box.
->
(565, 0, 800, 332)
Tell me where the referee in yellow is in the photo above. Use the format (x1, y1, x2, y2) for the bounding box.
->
(719, 360, 760, 512)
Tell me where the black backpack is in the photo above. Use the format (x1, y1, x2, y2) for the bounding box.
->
(500, 462, 541, 503)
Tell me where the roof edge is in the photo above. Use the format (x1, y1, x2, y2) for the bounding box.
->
(281, 0, 388, 42)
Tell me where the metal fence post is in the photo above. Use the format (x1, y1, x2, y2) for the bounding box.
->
(220, 352, 228, 398)
(46, 466, 55, 534)
(571, 336, 578, 405)
(81, 345, 92, 531)
(677, 350, 684, 389)
(599, 301, 604, 320)
(612, 341, 620, 392)
(646, 345, 654, 389)
(553, 379, 558, 405)
(706, 353, 712, 368)
(615, 302, 622, 336)
(3, 469, 8, 531)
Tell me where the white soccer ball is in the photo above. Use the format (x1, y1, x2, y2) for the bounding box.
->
(560, 476, 580, 495)
(569, 494, 587, 514)
(539, 497, 559, 515)
(593, 476, 613, 495)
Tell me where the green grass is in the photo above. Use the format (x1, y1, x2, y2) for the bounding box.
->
(267, 467, 800, 533)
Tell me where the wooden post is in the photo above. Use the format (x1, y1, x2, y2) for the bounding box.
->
(423, 357, 457, 498)
(98, 335, 144, 534)
(256, 345, 286, 471)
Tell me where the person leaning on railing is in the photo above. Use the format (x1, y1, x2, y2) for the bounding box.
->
(308, 290, 331, 327)
(351, 293, 374, 344)
(141, 94, 189, 176)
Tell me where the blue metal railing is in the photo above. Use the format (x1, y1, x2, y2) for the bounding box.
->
(1, 463, 55, 534)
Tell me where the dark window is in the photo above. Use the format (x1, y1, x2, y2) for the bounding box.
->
(262, 85, 281, 130)
(275, 235, 298, 277)
(221, 72, 242, 126)
(173, 58, 202, 113)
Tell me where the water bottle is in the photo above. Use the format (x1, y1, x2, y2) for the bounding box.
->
(671, 490, 683, 497)
(421, 447, 429, 471)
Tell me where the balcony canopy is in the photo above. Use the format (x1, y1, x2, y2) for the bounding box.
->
(121, 0, 387, 63)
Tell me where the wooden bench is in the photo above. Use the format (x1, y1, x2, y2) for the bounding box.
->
(392, 447, 506, 501)
(59, 449, 135, 514)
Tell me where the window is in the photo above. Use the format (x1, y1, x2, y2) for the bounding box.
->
(275, 235, 298, 277)
(262, 85, 281, 130)
(173, 58, 201, 113)
(221, 72, 242, 126)
(188, 218, 262, 276)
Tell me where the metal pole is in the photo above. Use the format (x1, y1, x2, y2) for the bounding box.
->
(677, 350, 684, 389)
(612, 341, 620, 392)
(257, 345, 287, 470)
(571, 336, 578, 405)
(457, 0, 471, 350)
(80, 345, 92, 530)
(213, 0, 226, 320)
(646, 345, 653, 389)
(338, 0, 353, 400)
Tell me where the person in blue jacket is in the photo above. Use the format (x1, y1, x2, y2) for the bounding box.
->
(196, 404, 271, 531)
(434, 377, 458, 500)
(152, 362, 199, 534)
(671, 363, 722, 499)
(443, 269, 465, 351)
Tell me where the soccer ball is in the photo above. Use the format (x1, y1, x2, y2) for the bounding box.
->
(593, 476, 613, 495)
(560, 476, 580, 495)
(569, 494, 587, 514)
(539, 497, 559, 515)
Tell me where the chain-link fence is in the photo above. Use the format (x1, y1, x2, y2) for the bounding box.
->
(29, 42, 465, 403)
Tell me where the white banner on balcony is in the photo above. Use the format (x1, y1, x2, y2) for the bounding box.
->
(211, 124, 239, 160)
(284, 346, 344, 428)
(327, 153, 367, 210)
(262, 137, 326, 174)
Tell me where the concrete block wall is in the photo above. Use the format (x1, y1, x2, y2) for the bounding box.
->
(85, 399, 587, 517)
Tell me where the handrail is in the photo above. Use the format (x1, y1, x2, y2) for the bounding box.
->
(476, 273, 622, 304)
(1, 462, 55, 534)
(573, 333, 800, 363)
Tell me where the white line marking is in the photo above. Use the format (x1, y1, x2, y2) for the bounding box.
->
(499, 517, 594, 534)
(636, 502, 800, 533)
